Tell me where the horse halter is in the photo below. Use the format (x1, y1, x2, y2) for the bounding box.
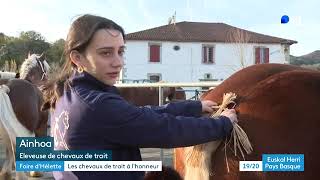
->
(36, 58, 48, 81)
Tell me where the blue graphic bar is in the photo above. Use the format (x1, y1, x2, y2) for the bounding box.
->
(16, 161, 64, 171)
(16, 150, 112, 161)
(16, 137, 112, 161)
(262, 154, 304, 171)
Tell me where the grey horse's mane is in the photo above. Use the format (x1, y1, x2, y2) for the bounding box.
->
(19, 54, 50, 79)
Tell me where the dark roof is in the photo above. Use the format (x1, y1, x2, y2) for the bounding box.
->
(126, 21, 297, 45)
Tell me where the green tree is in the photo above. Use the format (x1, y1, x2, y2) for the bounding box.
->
(47, 38, 65, 65)
(20, 31, 46, 41)
(0, 31, 50, 67)
(0, 33, 11, 62)
(0, 33, 6, 44)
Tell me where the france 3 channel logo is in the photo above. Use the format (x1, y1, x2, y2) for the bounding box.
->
(281, 15, 302, 25)
(239, 154, 304, 172)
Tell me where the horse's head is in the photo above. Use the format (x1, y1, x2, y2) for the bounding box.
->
(164, 87, 186, 102)
(19, 53, 50, 86)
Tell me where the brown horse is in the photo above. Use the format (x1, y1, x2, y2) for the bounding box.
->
(0, 53, 49, 179)
(174, 63, 320, 180)
(118, 87, 186, 106)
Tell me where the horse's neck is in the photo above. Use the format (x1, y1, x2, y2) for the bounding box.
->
(20, 72, 44, 86)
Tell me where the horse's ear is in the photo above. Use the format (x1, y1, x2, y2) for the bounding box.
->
(39, 52, 46, 62)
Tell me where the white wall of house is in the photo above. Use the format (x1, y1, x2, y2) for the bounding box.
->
(123, 41, 289, 82)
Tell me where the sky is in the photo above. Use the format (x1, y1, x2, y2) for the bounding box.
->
(0, 0, 319, 56)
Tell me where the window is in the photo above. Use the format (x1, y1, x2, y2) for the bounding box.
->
(148, 73, 161, 82)
(202, 45, 215, 64)
(201, 87, 209, 91)
(204, 73, 212, 79)
(255, 47, 269, 64)
(149, 44, 161, 62)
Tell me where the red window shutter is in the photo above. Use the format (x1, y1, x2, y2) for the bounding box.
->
(150, 45, 160, 62)
(255, 47, 260, 64)
(264, 48, 269, 63)
(203, 47, 208, 63)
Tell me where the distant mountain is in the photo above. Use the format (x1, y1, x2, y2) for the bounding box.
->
(290, 50, 320, 65)
(301, 50, 320, 60)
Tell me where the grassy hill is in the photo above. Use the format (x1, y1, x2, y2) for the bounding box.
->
(290, 50, 320, 65)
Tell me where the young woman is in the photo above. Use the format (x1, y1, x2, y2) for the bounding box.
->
(45, 14, 237, 180)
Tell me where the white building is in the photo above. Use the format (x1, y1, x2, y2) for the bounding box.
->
(123, 22, 297, 83)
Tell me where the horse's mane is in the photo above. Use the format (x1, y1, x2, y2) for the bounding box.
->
(19, 54, 50, 79)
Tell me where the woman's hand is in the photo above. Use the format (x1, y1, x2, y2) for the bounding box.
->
(221, 109, 238, 124)
(201, 100, 217, 113)
(201, 100, 238, 124)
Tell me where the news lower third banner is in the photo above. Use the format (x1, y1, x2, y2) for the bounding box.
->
(239, 154, 304, 172)
(16, 137, 162, 172)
